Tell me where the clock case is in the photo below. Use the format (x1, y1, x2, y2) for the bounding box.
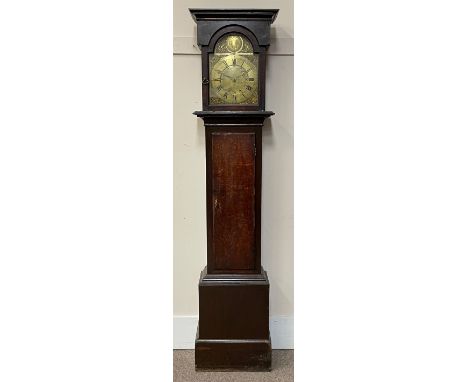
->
(190, 8, 278, 111)
(190, 9, 279, 371)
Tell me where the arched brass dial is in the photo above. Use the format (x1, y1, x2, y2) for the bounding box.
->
(209, 34, 259, 105)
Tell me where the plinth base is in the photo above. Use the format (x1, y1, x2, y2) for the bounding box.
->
(195, 266, 271, 371)
(195, 326, 272, 371)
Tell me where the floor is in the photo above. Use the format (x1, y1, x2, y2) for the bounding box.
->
(173, 350, 293, 382)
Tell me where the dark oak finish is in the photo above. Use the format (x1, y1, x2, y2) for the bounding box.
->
(198, 266, 270, 340)
(195, 334, 272, 371)
(212, 132, 256, 271)
(191, 9, 278, 371)
(200, 113, 270, 275)
(196, 266, 271, 371)
(195, 332, 272, 371)
(195, 113, 273, 371)
(190, 8, 278, 112)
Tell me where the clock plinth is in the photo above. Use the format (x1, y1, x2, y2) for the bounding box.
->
(195, 266, 271, 371)
(190, 8, 278, 371)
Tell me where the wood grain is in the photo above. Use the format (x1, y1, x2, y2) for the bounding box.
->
(211, 132, 256, 271)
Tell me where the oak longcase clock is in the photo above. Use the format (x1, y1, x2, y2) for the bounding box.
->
(190, 8, 278, 371)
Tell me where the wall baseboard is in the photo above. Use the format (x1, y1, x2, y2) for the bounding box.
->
(173, 315, 293, 349)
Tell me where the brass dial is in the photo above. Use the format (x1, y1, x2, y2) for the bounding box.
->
(209, 34, 258, 105)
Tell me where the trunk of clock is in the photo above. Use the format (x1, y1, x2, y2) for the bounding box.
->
(194, 112, 273, 371)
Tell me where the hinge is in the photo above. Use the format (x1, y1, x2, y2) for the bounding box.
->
(254, 146, 257, 156)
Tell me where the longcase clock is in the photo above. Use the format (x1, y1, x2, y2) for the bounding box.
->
(190, 8, 279, 371)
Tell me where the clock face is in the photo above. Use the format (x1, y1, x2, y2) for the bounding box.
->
(209, 34, 259, 106)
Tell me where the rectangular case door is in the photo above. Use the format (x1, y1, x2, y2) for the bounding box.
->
(206, 126, 261, 273)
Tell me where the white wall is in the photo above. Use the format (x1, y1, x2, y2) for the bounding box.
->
(173, 0, 294, 348)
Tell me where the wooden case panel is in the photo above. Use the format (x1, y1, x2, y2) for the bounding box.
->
(195, 333, 272, 371)
(211, 132, 256, 271)
(198, 279, 269, 340)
